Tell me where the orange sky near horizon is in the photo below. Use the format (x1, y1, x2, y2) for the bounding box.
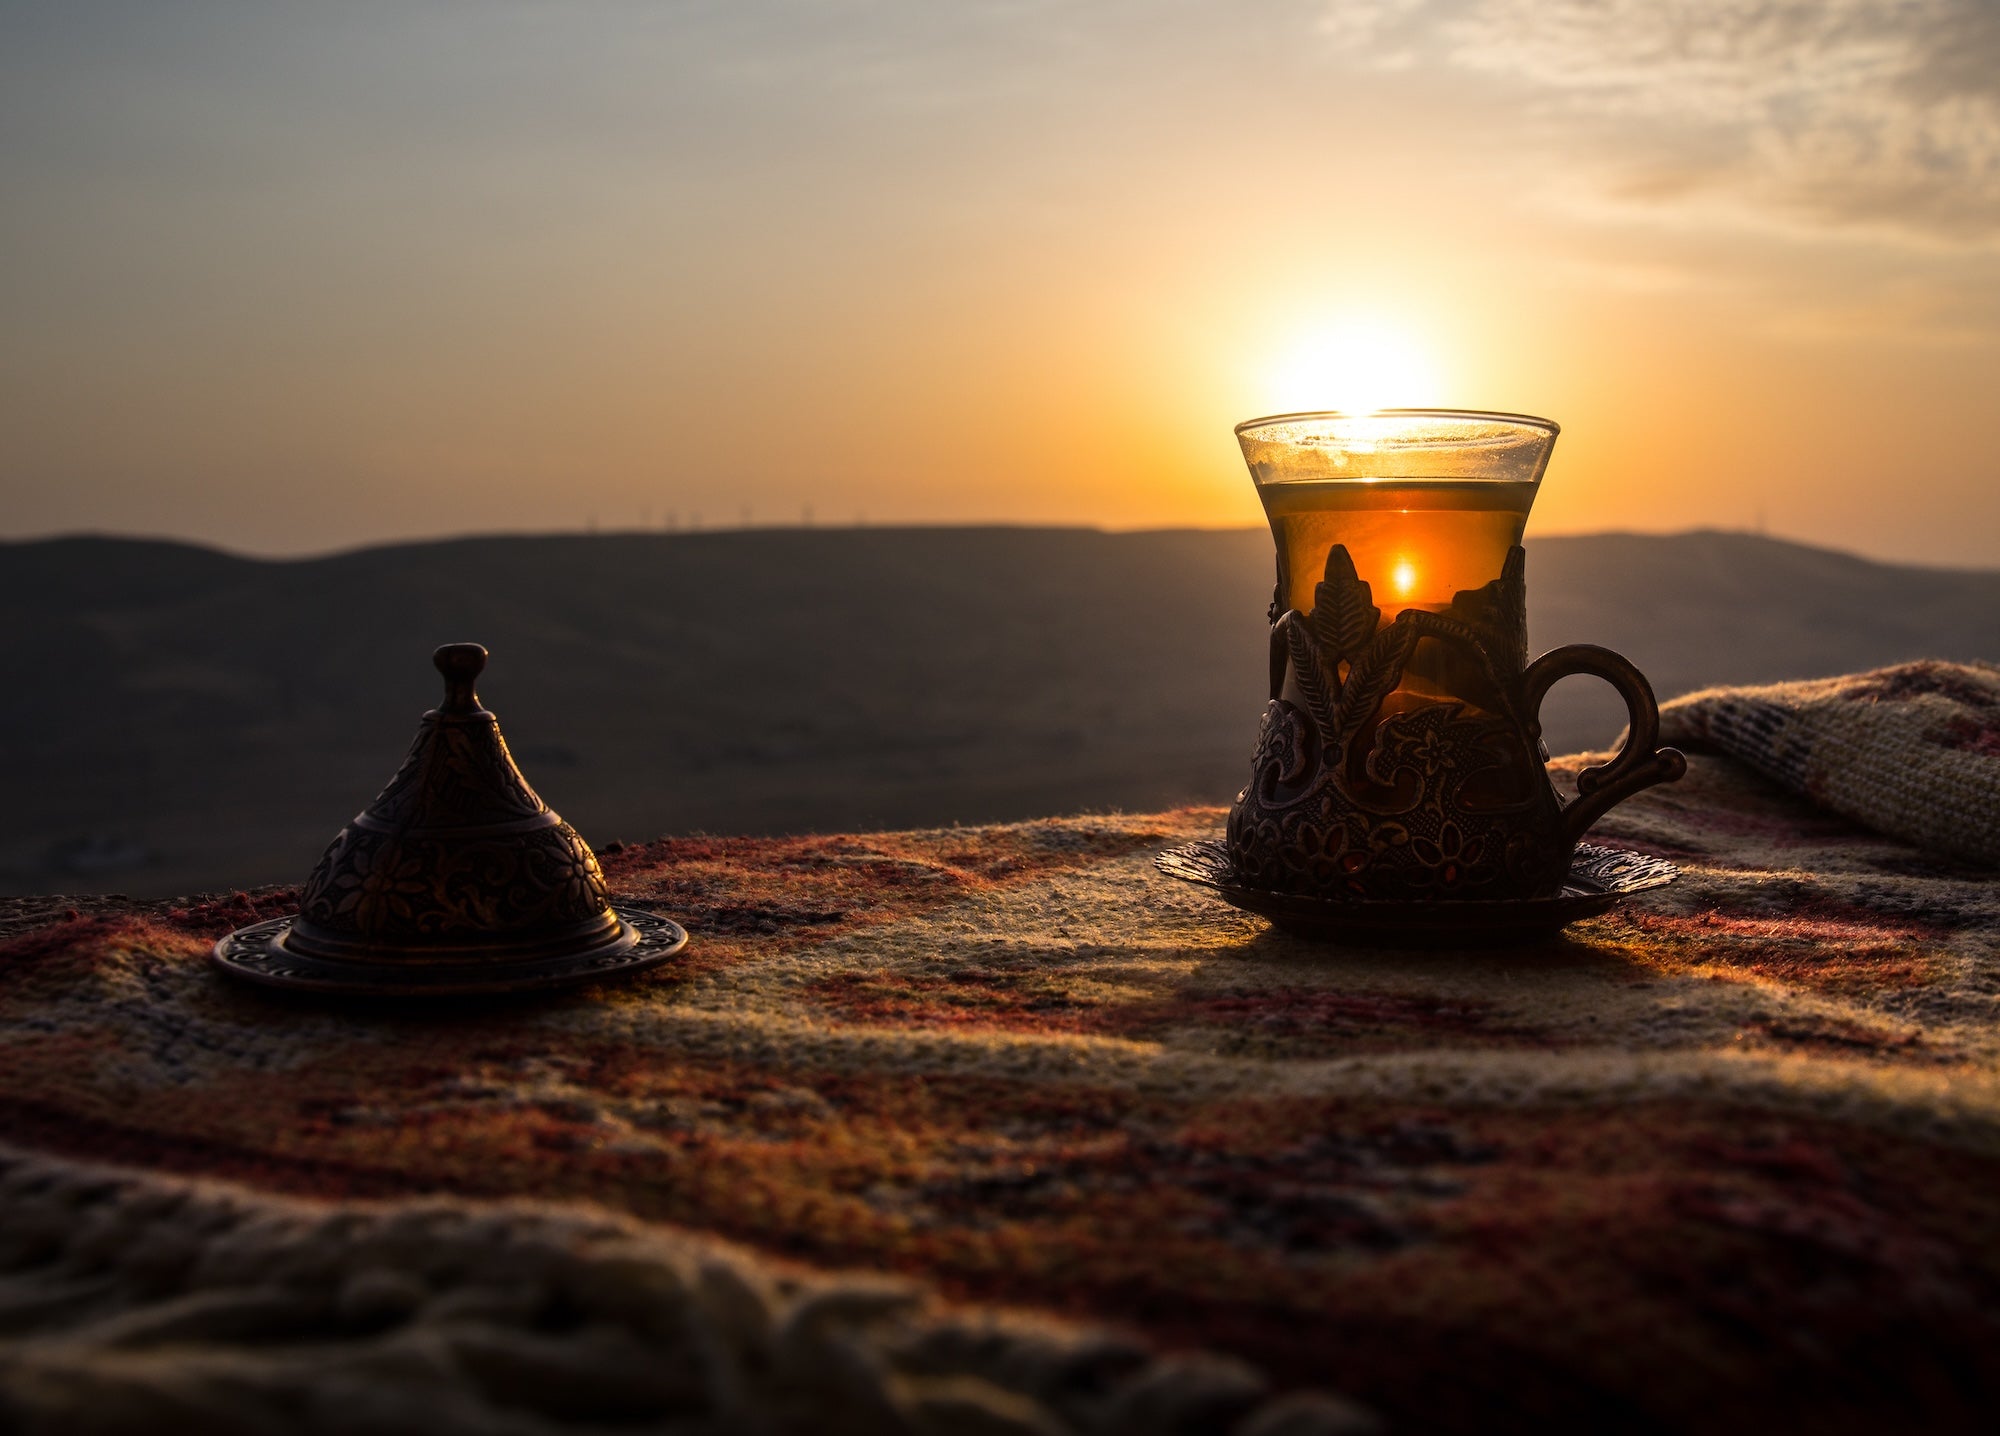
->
(4, 2, 1998, 564)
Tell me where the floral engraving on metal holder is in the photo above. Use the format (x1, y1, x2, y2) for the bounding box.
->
(1228, 544, 1575, 901)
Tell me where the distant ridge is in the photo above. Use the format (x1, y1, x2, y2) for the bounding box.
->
(4, 527, 1995, 895)
(10, 522, 1997, 571)
(11, 522, 1997, 573)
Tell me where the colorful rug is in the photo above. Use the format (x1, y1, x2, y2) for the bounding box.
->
(1659, 658, 2000, 864)
(4, 687, 2000, 1431)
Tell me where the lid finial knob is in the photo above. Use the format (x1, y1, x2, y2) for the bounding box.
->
(433, 643, 488, 714)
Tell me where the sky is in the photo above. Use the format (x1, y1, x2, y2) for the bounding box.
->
(3, 0, 1998, 562)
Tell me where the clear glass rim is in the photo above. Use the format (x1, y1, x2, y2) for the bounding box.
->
(1233, 407, 1560, 441)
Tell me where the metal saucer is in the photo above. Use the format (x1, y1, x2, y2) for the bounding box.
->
(212, 906, 688, 996)
(1155, 840, 1677, 947)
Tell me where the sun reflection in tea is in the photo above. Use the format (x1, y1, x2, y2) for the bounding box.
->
(1259, 476, 1537, 619)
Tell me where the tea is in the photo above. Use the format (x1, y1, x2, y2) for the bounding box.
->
(1259, 476, 1536, 715)
(1258, 477, 1536, 619)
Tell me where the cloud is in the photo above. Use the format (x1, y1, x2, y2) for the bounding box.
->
(1322, 0, 2000, 244)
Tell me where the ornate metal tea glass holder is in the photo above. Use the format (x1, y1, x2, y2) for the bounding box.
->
(214, 644, 687, 996)
(1225, 542, 1685, 904)
(1159, 409, 1686, 943)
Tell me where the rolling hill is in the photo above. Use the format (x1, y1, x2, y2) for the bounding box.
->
(4, 526, 1995, 896)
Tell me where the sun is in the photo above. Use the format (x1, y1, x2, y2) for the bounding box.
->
(1263, 318, 1443, 415)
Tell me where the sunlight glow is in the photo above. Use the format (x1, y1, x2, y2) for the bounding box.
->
(1264, 319, 1441, 416)
(1391, 560, 1418, 596)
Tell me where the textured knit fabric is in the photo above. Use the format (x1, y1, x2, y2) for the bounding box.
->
(3, 746, 2000, 1432)
(0, 1141, 1372, 1436)
(1658, 660, 2000, 865)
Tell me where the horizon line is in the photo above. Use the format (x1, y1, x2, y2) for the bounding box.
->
(2, 522, 1991, 575)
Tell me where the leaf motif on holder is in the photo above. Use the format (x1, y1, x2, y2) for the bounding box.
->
(1311, 545, 1382, 665)
(1406, 609, 1497, 669)
(1446, 544, 1528, 675)
(1282, 613, 1342, 742)
(1402, 607, 1524, 726)
(1335, 617, 1420, 748)
(1495, 545, 1527, 666)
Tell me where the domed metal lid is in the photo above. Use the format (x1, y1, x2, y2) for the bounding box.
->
(212, 644, 686, 995)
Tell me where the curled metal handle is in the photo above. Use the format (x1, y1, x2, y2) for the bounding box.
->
(1520, 643, 1687, 846)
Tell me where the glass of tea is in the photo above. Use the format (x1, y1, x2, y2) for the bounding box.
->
(1227, 409, 1684, 902)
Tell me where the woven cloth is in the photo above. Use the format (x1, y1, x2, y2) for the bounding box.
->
(4, 740, 2000, 1431)
(1658, 660, 2000, 865)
